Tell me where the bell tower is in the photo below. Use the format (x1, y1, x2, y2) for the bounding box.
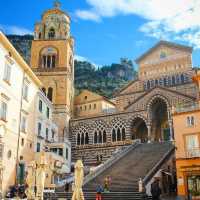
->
(30, 2, 74, 140)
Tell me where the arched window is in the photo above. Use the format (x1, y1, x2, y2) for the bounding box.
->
(81, 133, 84, 145)
(103, 130, 107, 143)
(94, 131, 98, 144)
(122, 127, 126, 141)
(151, 80, 155, 88)
(99, 131, 102, 144)
(85, 132, 89, 145)
(147, 80, 150, 90)
(42, 87, 46, 95)
(172, 76, 176, 85)
(155, 79, 158, 86)
(40, 47, 57, 69)
(181, 74, 184, 83)
(168, 76, 171, 86)
(48, 28, 55, 39)
(77, 133, 80, 145)
(112, 129, 116, 142)
(176, 75, 180, 84)
(47, 87, 53, 102)
(159, 78, 163, 86)
(163, 78, 167, 86)
(117, 128, 121, 141)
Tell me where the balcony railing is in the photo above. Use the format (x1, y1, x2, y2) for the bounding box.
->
(186, 148, 200, 158)
(173, 102, 200, 114)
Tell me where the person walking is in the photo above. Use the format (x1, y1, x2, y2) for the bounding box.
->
(151, 179, 161, 200)
(96, 184, 103, 200)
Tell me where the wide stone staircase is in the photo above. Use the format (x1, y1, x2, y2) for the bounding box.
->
(47, 142, 174, 200)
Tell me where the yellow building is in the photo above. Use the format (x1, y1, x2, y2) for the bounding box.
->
(0, 31, 42, 196)
(30, 2, 74, 140)
(74, 90, 116, 118)
(173, 70, 200, 200)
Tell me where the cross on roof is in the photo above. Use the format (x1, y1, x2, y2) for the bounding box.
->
(54, 0, 61, 9)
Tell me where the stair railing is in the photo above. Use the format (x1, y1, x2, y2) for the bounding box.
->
(83, 139, 141, 186)
(142, 143, 175, 186)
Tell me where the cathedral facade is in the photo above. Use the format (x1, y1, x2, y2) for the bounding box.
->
(70, 41, 198, 166)
(29, 3, 198, 167)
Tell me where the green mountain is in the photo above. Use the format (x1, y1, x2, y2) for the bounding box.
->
(7, 35, 137, 97)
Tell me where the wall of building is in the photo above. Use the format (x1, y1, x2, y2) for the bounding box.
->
(0, 40, 40, 195)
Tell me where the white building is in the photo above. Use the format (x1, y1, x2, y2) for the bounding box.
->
(0, 31, 42, 195)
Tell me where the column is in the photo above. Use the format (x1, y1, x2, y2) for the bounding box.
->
(168, 119, 174, 141)
(147, 124, 151, 143)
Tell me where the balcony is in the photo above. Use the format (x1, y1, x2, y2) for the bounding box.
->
(186, 148, 200, 158)
(173, 102, 200, 114)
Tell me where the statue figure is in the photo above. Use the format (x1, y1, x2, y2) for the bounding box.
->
(35, 152, 47, 200)
(72, 160, 85, 200)
(25, 161, 36, 200)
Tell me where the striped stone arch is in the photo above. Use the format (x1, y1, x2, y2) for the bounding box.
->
(92, 119, 109, 144)
(129, 114, 148, 125)
(73, 122, 91, 146)
(146, 94, 171, 121)
(110, 117, 127, 142)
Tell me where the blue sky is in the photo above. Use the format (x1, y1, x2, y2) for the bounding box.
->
(0, 0, 200, 68)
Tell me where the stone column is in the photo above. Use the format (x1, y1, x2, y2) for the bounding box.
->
(147, 124, 151, 143)
(168, 119, 174, 141)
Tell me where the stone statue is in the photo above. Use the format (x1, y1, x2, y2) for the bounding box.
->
(35, 152, 47, 200)
(25, 161, 36, 200)
(72, 160, 85, 200)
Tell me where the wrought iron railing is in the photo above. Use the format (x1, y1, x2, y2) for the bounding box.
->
(173, 102, 200, 113)
(83, 139, 141, 186)
(186, 148, 200, 158)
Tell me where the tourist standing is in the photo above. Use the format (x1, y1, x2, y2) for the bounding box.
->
(151, 179, 161, 200)
(96, 184, 103, 200)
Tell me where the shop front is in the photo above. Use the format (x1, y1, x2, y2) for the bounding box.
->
(176, 159, 200, 200)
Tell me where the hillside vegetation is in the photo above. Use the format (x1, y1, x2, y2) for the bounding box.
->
(7, 35, 137, 97)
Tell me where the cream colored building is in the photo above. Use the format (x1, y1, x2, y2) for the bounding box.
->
(172, 70, 200, 199)
(0, 31, 42, 196)
(35, 91, 71, 187)
(74, 90, 116, 118)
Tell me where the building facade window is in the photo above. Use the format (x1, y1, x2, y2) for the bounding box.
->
(37, 143, 41, 152)
(23, 83, 29, 101)
(47, 87, 53, 102)
(3, 63, 11, 83)
(0, 101, 7, 121)
(38, 122, 42, 136)
(39, 100, 43, 112)
(21, 116, 27, 133)
(48, 28, 55, 39)
(41, 47, 57, 69)
(46, 107, 50, 119)
(46, 128, 49, 140)
(21, 138, 24, 146)
(187, 116, 195, 127)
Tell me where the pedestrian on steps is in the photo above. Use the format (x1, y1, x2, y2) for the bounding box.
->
(151, 179, 161, 200)
(96, 184, 103, 200)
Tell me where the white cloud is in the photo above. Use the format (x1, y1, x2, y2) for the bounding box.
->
(75, 10, 101, 22)
(76, 0, 200, 48)
(0, 24, 32, 35)
(75, 55, 101, 68)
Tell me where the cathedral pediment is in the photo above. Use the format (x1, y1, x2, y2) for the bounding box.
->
(124, 86, 196, 112)
(135, 40, 193, 66)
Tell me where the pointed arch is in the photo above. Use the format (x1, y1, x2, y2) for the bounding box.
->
(94, 131, 98, 144)
(103, 130, 107, 143)
(117, 128, 121, 141)
(77, 133, 80, 145)
(112, 129, 116, 142)
(85, 132, 89, 145)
